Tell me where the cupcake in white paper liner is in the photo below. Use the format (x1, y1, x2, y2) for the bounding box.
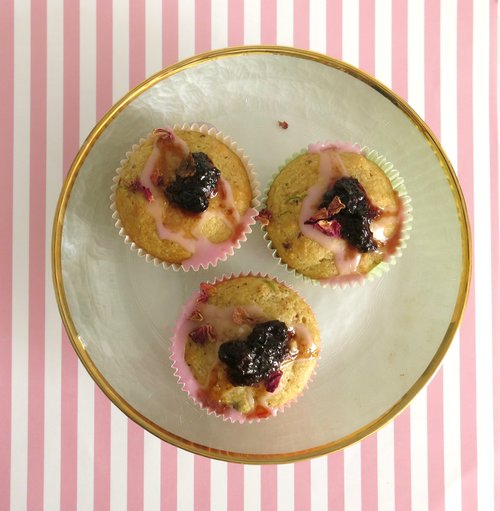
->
(170, 273, 321, 423)
(110, 123, 260, 271)
(259, 142, 412, 289)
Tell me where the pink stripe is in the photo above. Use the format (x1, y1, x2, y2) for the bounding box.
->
(162, 0, 178, 67)
(60, 0, 80, 505)
(361, 435, 378, 511)
(260, 0, 277, 45)
(294, 461, 311, 511)
(457, 0, 478, 508)
(424, 2, 445, 509)
(129, 0, 146, 87)
(27, 0, 47, 507)
(127, 422, 144, 511)
(160, 443, 177, 511)
(227, 463, 244, 511)
(394, 411, 412, 511)
(60, 331, 78, 511)
(260, 465, 277, 511)
(390, 6, 412, 511)
(490, 2, 500, 508)
(293, 0, 310, 49)
(94, 3, 113, 507)
(391, 0, 407, 98)
(195, 0, 211, 53)
(93, 389, 111, 511)
(427, 371, 445, 511)
(359, 0, 375, 75)
(326, 0, 342, 59)
(227, 0, 244, 46)
(328, 452, 344, 511)
(0, 0, 14, 509)
(194, 456, 210, 511)
(96, 0, 113, 119)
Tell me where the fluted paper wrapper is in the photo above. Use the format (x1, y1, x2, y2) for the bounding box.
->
(169, 272, 319, 424)
(110, 123, 260, 271)
(261, 143, 413, 289)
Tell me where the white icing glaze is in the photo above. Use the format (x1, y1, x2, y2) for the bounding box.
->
(171, 295, 317, 422)
(299, 146, 361, 275)
(137, 128, 252, 266)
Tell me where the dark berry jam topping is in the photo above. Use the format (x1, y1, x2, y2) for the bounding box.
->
(320, 176, 379, 219)
(218, 320, 290, 388)
(306, 177, 380, 253)
(165, 152, 221, 213)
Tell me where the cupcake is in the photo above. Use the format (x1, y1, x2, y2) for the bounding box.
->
(111, 124, 259, 270)
(171, 274, 320, 422)
(262, 142, 411, 285)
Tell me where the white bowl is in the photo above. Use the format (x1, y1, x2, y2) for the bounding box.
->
(52, 46, 470, 464)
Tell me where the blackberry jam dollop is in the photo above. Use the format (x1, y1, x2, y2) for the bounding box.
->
(165, 152, 221, 213)
(218, 320, 290, 387)
(307, 176, 380, 253)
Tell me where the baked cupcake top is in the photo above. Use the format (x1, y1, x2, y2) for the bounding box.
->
(171, 275, 320, 422)
(113, 126, 257, 269)
(264, 143, 406, 283)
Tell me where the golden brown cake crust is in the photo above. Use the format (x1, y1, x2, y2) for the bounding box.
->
(114, 129, 253, 264)
(265, 151, 400, 279)
(183, 276, 320, 416)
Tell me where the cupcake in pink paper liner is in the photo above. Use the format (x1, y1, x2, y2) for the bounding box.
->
(170, 274, 321, 423)
(110, 123, 259, 271)
(260, 141, 412, 288)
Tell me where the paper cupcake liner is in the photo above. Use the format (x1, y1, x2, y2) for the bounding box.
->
(170, 272, 320, 424)
(110, 123, 260, 271)
(261, 142, 413, 289)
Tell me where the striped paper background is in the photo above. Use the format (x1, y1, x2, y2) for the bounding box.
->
(0, 0, 498, 509)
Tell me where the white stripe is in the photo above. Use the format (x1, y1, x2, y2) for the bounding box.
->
(410, 391, 429, 511)
(10, 1, 31, 509)
(211, 0, 228, 50)
(276, 0, 294, 47)
(177, 449, 194, 511)
(473, 0, 494, 509)
(342, 0, 359, 67)
(44, 0, 63, 508)
(143, 432, 161, 511)
(377, 422, 395, 511)
(244, 0, 260, 44)
(178, 0, 195, 60)
(277, 463, 294, 511)
(310, 456, 328, 511)
(112, 0, 129, 100)
(374, 0, 392, 86)
(244, 464, 261, 511)
(210, 460, 227, 511)
(77, 364, 95, 511)
(407, 0, 425, 117)
(109, 407, 128, 511)
(344, 443, 361, 511)
(145, 0, 163, 77)
(76, 6, 97, 508)
(309, 0, 327, 54)
(443, 335, 462, 511)
(80, 0, 96, 142)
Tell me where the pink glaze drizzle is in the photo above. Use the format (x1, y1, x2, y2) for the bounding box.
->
(299, 144, 402, 282)
(300, 145, 361, 275)
(137, 128, 253, 267)
(171, 295, 316, 423)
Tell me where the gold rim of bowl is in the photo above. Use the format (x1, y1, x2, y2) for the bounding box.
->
(51, 45, 472, 464)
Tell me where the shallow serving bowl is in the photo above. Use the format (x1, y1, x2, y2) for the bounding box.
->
(52, 46, 470, 464)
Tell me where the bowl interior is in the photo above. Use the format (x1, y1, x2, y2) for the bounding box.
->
(58, 50, 466, 460)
